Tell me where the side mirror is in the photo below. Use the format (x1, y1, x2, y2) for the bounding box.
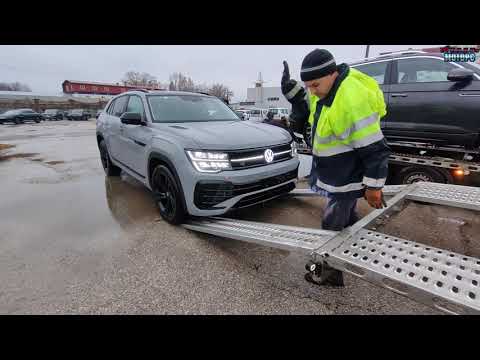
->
(447, 68, 474, 82)
(120, 112, 144, 125)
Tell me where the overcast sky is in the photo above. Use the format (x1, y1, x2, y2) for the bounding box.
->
(0, 45, 438, 102)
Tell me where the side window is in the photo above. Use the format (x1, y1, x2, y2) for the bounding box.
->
(397, 58, 456, 83)
(354, 61, 389, 85)
(107, 100, 116, 115)
(126, 96, 145, 118)
(112, 96, 128, 117)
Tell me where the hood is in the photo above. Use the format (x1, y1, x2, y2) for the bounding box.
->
(151, 120, 291, 150)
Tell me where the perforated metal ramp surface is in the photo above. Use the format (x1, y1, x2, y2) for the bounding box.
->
(183, 217, 336, 253)
(183, 182, 480, 314)
(407, 182, 480, 211)
(324, 228, 480, 314)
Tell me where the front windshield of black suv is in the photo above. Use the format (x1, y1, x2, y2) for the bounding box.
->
(147, 95, 240, 123)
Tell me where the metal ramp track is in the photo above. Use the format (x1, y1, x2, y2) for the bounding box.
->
(183, 182, 480, 314)
(183, 217, 336, 253)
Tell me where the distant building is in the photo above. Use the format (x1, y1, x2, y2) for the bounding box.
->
(62, 80, 164, 96)
(0, 90, 108, 113)
(244, 73, 291, 110)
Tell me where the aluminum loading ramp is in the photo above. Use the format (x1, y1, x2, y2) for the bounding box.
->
(182, 182, 480, 314)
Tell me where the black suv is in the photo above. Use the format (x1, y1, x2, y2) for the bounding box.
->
(349, 51, 480, 148)
(43, 109, 64, 121)
(68, 109, 92, 121)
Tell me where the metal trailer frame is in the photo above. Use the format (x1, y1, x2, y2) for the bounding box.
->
(183, 182, 480, 314)
(296, 146, 480, 174)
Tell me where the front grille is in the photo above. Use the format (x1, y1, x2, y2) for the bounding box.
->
(194, 168, 298, 209)
(233, 182, 296, 209)
(228, 143, 292, 169)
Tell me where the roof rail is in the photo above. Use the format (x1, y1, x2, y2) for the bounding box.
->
(126, 89, 149, 93)
(378, 49, 426, 56)
(352, 50, 428, 64)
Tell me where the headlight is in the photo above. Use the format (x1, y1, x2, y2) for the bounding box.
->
(186, 150, 231, 173)
(290, 142, 298, 157)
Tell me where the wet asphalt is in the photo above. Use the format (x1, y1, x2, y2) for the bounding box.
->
(2, 120, 478, 314)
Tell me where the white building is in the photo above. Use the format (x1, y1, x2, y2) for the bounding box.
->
(244, 73, 293, 110)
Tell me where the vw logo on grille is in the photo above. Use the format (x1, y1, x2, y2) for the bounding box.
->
(264, 149, 274, 163)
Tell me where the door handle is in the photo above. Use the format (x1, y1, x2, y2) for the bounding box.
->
(391, 93, 408, 98)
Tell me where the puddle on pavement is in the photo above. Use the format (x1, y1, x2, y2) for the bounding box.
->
(104, 173, 160, 230)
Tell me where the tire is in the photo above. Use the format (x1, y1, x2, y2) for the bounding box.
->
(14, 117, 21, 125)
(151, 165, 186, 225)
(98, 140, 121, 177)
(34, 117, 40, 123)
(394, 166, 447, 185)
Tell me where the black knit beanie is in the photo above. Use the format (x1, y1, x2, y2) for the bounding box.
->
(300, 49, 337, 81)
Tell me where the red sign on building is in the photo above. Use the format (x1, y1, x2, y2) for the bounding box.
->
(62, 80, 164, 95)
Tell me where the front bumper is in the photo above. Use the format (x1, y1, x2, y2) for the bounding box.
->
(181, 157, 300, 217)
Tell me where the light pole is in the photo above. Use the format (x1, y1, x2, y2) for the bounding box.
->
(365, 45, 370, 58)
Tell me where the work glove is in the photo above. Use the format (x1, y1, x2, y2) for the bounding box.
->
(281, 61, 309, 136)
(364, 188, 387, 209)
(281, 61, 306, 104)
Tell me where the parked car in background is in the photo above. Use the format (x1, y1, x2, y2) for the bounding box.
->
(348, 50, 480, 149)
(267, 107, 290, 121)
(234, 110, 247, 120)
(247, 108, 270, 122)
(0, 109, 43, 124)
(68, 109, 92, 121)
(235, 109, 250, 120)
(43, 109, 64, 121)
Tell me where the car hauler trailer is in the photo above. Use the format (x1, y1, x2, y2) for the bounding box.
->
(182, 182, 480, 314)
(296, 140, 480, 186)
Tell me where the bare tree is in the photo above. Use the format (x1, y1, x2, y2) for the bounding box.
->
(0, 82, 32, 91)
(169, 72, 196, 91)
(167, 73, 233, 102)
(208, 83, 234, 102)
(194, 82, 209, 93)
(122, 71, 159, 87)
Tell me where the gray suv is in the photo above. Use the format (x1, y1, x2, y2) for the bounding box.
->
(96, 90, 299, 224)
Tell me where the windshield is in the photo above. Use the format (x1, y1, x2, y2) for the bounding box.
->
(147, 95, 240, 123)
(45, 109, 58, 114)
(3, 110, 20, 115)
(72, 109, 83, 114)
